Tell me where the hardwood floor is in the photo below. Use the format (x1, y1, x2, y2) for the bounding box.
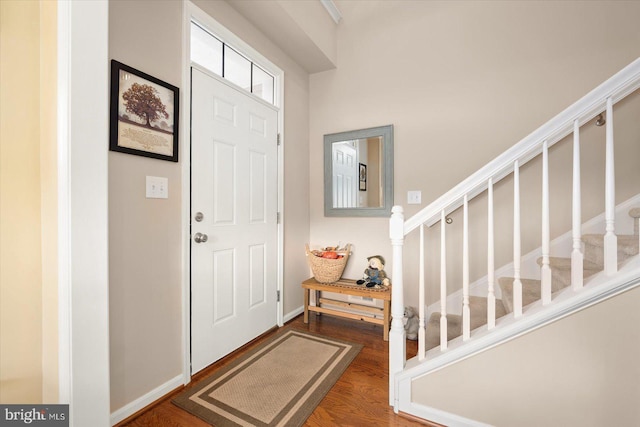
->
(117, 313, 428, 426)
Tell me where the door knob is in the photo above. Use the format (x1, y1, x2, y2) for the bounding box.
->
(194, 232, 208, 243)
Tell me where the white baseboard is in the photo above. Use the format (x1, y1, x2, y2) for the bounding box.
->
(283, 306, 304, 323)
(399, 400, 493, 427)
(110, 374, 183, 426)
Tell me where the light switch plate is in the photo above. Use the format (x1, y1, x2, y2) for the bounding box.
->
(146, 176, 168, 199)
(407, 190, 422, 205)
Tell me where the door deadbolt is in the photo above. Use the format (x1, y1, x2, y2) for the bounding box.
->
(194, 232, 208, 243)
(195, 212, 204, 222)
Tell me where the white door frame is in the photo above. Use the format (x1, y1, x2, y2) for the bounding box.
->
(180, 1, 285, 384)
(57, 0, 111, 424)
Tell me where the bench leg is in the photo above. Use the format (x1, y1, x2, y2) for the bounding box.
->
(383, 299, 390, 341)
(315, 290, 321, 316)
(303, 288, 309, 323)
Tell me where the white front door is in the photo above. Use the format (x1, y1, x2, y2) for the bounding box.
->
(332, 142, 358, 208)
(191, 67, 278, 374)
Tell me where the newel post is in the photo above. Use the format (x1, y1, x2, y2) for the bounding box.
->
(389, 205, 406, 408)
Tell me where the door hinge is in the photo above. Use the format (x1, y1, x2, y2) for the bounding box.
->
(277, 212, 281, 224)
(277, 133, 281, 146)
(277, 290, 281, 302)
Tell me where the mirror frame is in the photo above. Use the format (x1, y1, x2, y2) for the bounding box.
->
(324, 124, 394, 217)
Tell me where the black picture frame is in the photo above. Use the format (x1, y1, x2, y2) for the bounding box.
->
(110, 60, 179, 162)
(359, 163, 367, 191)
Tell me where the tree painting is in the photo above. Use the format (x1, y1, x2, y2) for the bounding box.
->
(121, 82, 169, 128)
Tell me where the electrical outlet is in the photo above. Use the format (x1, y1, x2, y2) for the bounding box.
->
(407, 190, 421, 205)
(146, 176, 168, 199)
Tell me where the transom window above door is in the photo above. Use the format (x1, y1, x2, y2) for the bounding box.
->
(191, 22, 275, 105)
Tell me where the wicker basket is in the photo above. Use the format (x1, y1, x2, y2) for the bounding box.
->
(305, 244, 351, 283)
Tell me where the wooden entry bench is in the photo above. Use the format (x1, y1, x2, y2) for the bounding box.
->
(301, 277, 391, 341)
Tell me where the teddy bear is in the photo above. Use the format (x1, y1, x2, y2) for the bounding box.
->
(403, 306, 419, 340)
(356, 255, 390, 288)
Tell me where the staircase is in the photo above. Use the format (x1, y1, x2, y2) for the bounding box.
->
(387, 57, 640, 425)
(425, 209, 640, 352)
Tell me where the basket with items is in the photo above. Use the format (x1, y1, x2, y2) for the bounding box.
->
(305, 243, 351, 283)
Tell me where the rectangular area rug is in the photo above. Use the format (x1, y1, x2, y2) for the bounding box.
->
(172, 329, 362, 427)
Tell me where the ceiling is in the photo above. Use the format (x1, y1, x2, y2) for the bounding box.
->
(226, 0, 338, 74)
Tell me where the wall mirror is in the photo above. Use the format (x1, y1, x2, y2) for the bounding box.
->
(324, 124, 394, 217)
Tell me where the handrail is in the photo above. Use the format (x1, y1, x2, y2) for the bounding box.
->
(403, 57, 640, 235)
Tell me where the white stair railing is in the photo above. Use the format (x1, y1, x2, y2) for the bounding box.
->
(512, 160, 523, 318)
(439, 210, 448, 350)
(418, 224, 426, 360)
(571, 119, 584, 290)
(389, 58, 640, 405)
(487, 178, 496, 330)
(604, 97, 618, 275)
(462, 195, 470, 341)
(541, 140, 552, 304)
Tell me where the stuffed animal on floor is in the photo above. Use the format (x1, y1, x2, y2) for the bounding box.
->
(403, 306, 419, 340)
(356, 255, 390, 288)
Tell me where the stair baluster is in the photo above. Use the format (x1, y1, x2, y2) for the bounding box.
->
(487, 178, 496, 329)
(440, 209, 448, 350)
(604, 97, 618, 275)
(462, 195, 470, 340)
(541, 141, 552, 304)
(513, 161, 523, 317)
(572, 119, 584, 290)
(418, 224, 426, 360)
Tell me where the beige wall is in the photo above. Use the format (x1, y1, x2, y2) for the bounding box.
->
(413, 286, 640, 426)
(310, 0, 640, 304)
(109, 0, 184, 411)
(109, 0, 311, 412)
(0, 0, 43, 403)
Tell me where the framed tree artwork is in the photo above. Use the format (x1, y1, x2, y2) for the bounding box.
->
(110, 60, 179, 162)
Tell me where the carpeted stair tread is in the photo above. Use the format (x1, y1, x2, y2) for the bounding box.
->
(552, 256, 602, 282)
(583, 233, 639, 253)
(498, 278, 543, 314)
(536, 256, 602, 288)
(424, 297, 508, 351)
(583, 233, 639, 266)
(584, 233, 639, 254)
(537, 256, 601, 271)
(425, 312, 462, 351)
(549, 257, 604, 292)
(469, 295, 507, 327)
